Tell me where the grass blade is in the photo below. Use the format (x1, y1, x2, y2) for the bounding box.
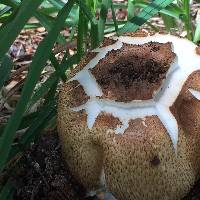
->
(182, 0, 193, 40)
(76, 0, 97, 25)
(113, 2, 127, 9)
(20, 101, 56, 147)
(111, 1, 119, 35)
(60, 53, 78, 73)
(0, 0, 18, 8)
(90, 23, 99, 48)
(0, 179, 14, 200)
(1, 0, 66, 44)
(49, 53, 67, 81)
(28, 53, 78, 109)
(161, 13, 177, 31)
(0, 0, 76, 172)
(127, 0, 135, 20)
(0, 6, 11, 17)
(98, 0, 111, 42)
(194, 19, 200, 43)
(118, 0, 174, 34)
(135, 3, 182, 19)
(48, 0, 65, 10)
(0, 55, 13, 90)
(8, 101, 56, 161)
(28, 73, 58, 108)
(0, 112, 39, 136)
(77, 3, 88, 61)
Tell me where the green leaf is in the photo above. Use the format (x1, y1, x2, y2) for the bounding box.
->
(0, 179, 14, 200)
(163, 4, 183, 19)
(48, 0, 65, 10)
(0, 0, 76, 172)
(113, 2, 127, 9)
(30, 53, 78, 109)
(49, 53, 67, 81)
(182, 0, 193, 40)
(0, 112, 37, 136)
(0, 2, 19, 31)
(43, 79, 58, 105)
(17, 112, 39, 130)
(77, 2, 88, 61)
(127, 0, 134, 20)
(69, 7, 79, 41)
(20, 101, 56, 147)
(28, 73, 58, 108)
(61, 53, 78, 72)
(104, 24, 124, 34)
(8, 101, 56, 161)
(0, 55, 13, 90)
(24, 23, 41, 29)
(98, 0, 111, 42)
(0, 0, 19, 8)
(111, 1, 118, 35)
(194, 19, 200, 43)
(39, 6, 60, 15)
(76, 0, 97, 25)
(0, 6, 11, 17)
(36, 54, 78, 107)
(135, 3, 182, 19)
(1, 0, 66, 44)
(161, 13, 177, 31)
(90, 22, 99, 48)
(118, 0, 174, 34)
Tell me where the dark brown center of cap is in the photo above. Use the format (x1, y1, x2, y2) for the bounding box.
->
(91, 42, 176, 102)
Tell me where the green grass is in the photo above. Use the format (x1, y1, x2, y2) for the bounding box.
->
(0, 0, 199, 198)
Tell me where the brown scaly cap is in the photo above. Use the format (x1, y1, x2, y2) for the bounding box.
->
(91, 42, 175, 101)
(57, 33, 200, 200)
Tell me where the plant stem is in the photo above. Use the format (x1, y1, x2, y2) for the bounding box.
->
(183, 0, 193, 40)
(77, 4, 88, 61)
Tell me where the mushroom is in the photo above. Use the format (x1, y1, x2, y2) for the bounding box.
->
(57, 32, 200, 200)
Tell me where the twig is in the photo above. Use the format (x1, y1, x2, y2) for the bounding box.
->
(11, 65, 29, 79)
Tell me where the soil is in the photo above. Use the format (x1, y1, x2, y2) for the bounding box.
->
(13, 132, 86, 200)
(9, 131, 200, 200)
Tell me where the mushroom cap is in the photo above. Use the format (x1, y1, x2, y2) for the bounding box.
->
(57, 32, 200, 200)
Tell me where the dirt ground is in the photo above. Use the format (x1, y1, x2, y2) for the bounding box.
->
(12, 132, 86, 200)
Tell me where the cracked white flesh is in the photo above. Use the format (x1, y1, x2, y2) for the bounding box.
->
(69, 33, 200, 150)
(72, 98, 156, 134)
(189, 88, 200, 100)
(70, 70, 103, 97)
